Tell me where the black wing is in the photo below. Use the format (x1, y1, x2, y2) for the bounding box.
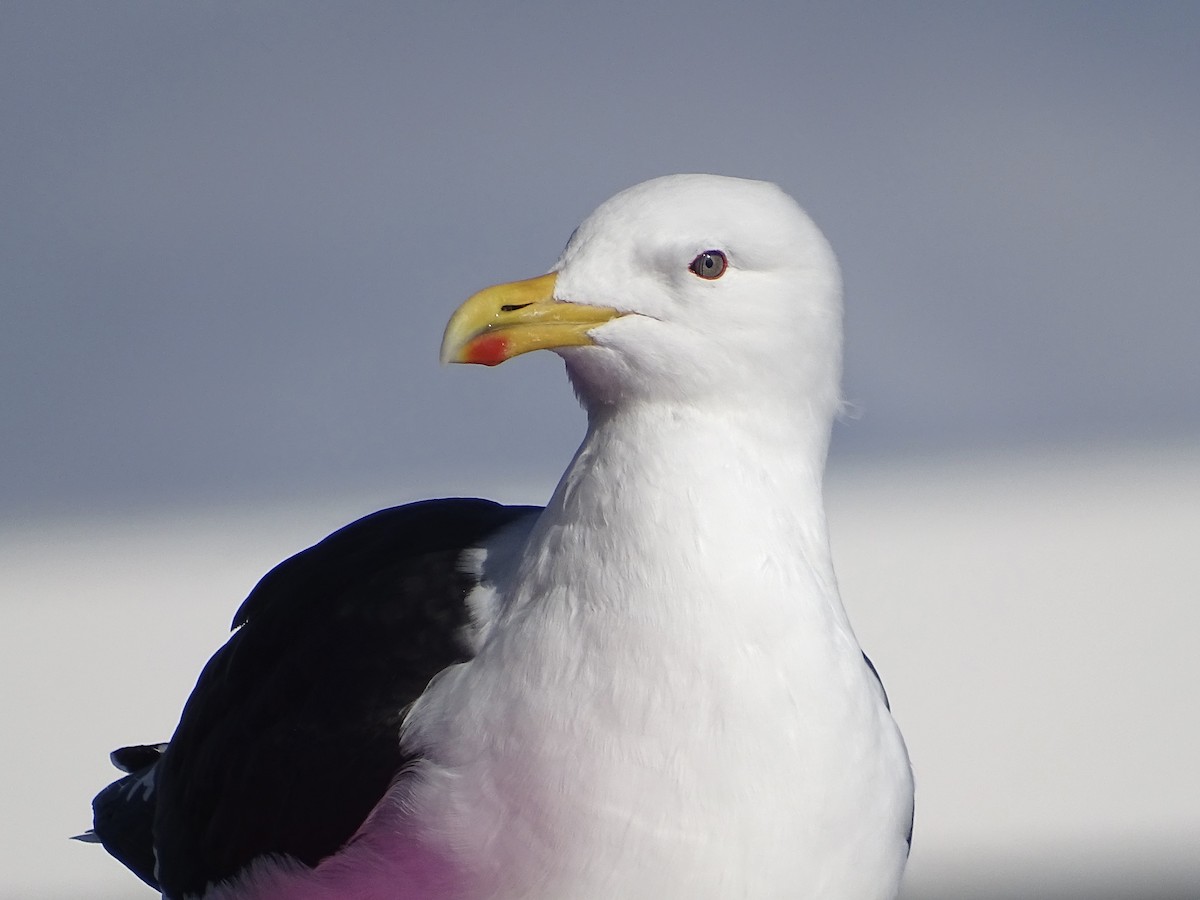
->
(87, 498, 538, 898)
(861, 650, 913, 852)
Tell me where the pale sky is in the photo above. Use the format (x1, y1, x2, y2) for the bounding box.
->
(3, 2, 1198, 519)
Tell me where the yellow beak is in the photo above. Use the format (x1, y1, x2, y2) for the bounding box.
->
(440, 273, 622, 366)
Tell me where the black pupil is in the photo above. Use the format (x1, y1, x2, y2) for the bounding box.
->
(693, 251, 724, 278)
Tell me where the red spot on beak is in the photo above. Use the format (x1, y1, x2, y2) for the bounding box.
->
(464, 334, 510, 366)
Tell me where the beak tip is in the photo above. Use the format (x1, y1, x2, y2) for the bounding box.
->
(439, 272, 566, 367)
(439, 329, 467, 365)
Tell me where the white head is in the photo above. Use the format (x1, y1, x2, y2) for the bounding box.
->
(443, 174, 843, 425)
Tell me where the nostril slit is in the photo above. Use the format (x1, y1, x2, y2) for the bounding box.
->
(500, 303, 533, 312)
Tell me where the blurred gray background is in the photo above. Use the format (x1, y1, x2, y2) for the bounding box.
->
(2, 2, 1198, 898)
(4, 0, 1197, 518)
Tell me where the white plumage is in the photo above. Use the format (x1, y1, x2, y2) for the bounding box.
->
(205, 173, 914, 899)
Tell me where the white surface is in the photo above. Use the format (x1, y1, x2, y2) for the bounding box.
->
(2, 444, 1199, 898)
(826, 444, 1200, 897)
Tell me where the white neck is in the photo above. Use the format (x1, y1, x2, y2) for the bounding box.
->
(524, 398, 842, 628)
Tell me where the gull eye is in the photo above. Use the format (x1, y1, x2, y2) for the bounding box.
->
(689, 250, 727, 280)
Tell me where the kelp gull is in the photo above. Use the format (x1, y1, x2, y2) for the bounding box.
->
(80, 174, 914, 899)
